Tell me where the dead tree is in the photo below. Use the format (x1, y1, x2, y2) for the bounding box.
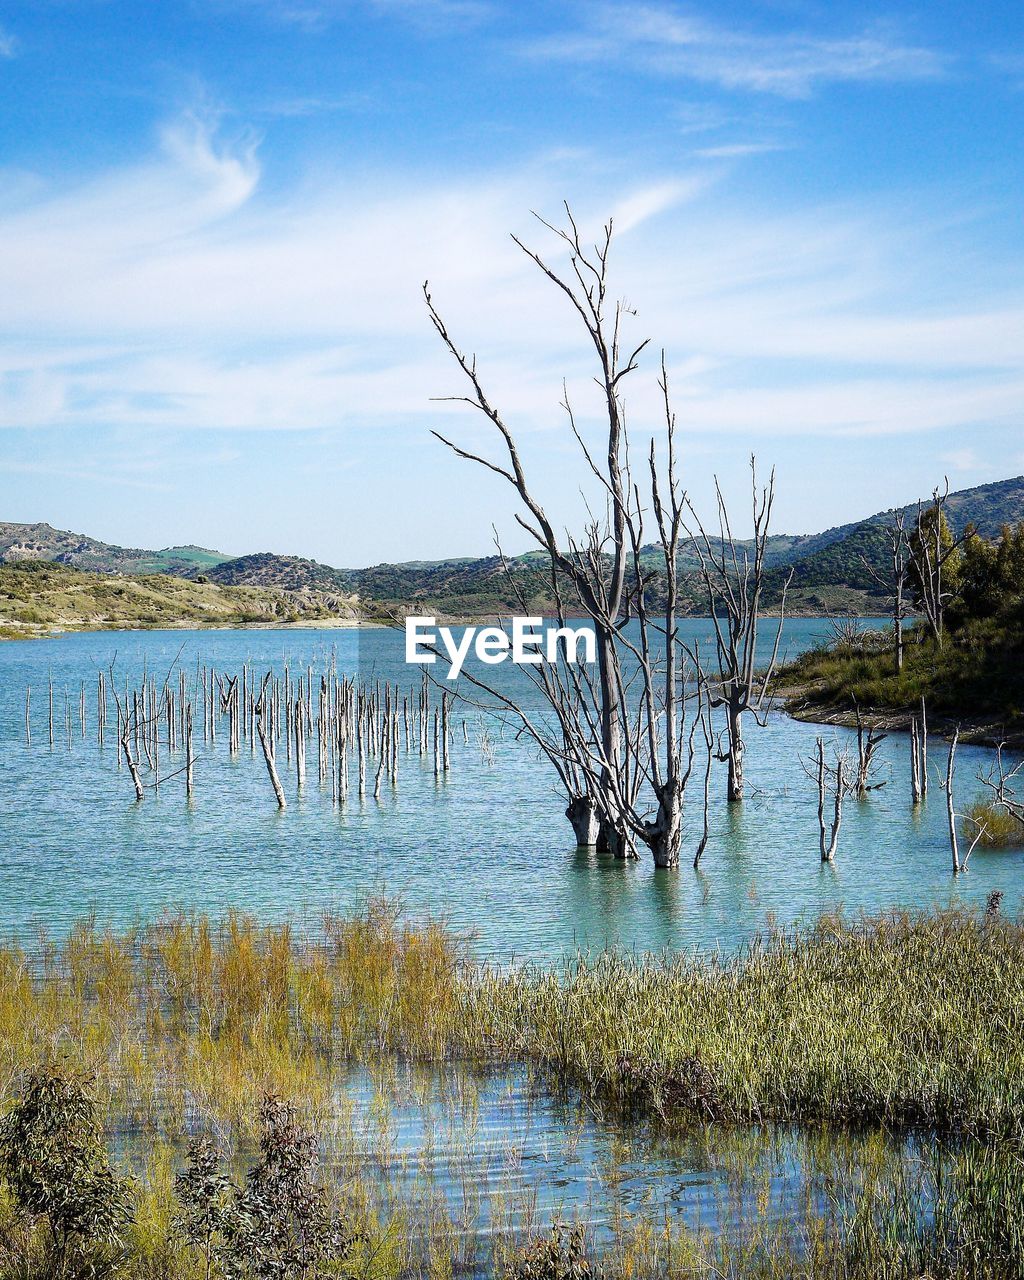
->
(978, 744, 1024, 828)
(853, 704, 887, 797)
(908, 482, 965, 646)
(683, 459, 792, 803)
(425, 208, 642, 856)
(185, 703, 194, 800)
(807, 738, 846, 862)
(254, 674, 287, 809)
(940, 726, 987, 874)
(108, 668, 145, 803)
(909, 699, 928, 804)
(692, 678, 714, 868)
(425, 208, 711, 865)
(910, 716, 922, 804)
(118, 706, 146, 802)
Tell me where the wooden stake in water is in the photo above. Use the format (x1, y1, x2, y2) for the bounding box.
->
(255, 675, 286, 809)
(185, 702, 194, 800)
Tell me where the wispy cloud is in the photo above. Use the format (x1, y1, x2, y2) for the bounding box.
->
(693, 142, 788, 159)
(1, 111, 1022, 455)
(940, 447, 980, 473)
(0, 25, 17, 58)
(256, 92, 377, 119)
(222, 0, 494, 34)
(0, 459, 173, 493)
(527, 5, 946, 99)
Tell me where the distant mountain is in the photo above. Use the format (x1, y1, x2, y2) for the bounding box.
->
(5, 475, 1023, 620)
(0, 522, 228, 576)
(758, 475, 1024, 611)
(196, 551, 351, 593)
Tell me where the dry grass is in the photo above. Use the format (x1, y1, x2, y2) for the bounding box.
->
(0, 902, 1022, 1277)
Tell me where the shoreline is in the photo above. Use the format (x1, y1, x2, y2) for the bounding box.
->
(0, 616, 387, 642)
(778, 682, 1024, 749)
(0, 608, 887, 642)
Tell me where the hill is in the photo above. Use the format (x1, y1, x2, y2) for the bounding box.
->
(5, 475, 1023, 624)
(0, 522, 228, 576)
(195, 552, 352, 595)
(0, 561, 358, 640)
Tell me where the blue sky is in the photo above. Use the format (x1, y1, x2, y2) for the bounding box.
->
(1, 0, 1022, 564)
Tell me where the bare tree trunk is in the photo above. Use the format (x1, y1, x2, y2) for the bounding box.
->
(910, 717, 922, 804)
(597, 820, 630, 858)
(946, 728, 960, 873)
(256, 717, 286, 809)
(647, 781, 684, 868)
(185, 703, 194, 800)
(727, 695, 744, 803)
(940, 727, 986, 876)
(854, 705, 886, 796)
(565, 795, 601, 847)
(254, 675, 286, 809)
(120, 714, 145, 803)
(894, 577, 904, 673)
(816, 738, 844, 861)
(919, 696, 928, 797)
(693, 742, 712, 868)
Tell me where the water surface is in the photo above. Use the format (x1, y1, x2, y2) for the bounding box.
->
(1, 620, 1019, 960)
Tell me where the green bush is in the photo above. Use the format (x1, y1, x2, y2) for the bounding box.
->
(503, 1221, 591, 1280)
(0, 1065, 134, 1279)
(963, 800, 1024, 848)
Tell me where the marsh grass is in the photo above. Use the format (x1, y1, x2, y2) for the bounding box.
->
(0, 902, 1022, 1276)
(963, 799, 1024, 848)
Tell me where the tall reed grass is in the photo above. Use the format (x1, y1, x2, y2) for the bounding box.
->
(0, 901, 1021, 1277)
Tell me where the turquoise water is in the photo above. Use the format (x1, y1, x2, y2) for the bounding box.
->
(1, 619, 1019, 961)
(3, 619, 1008, 1263)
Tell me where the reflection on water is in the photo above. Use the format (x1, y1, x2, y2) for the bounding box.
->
(0, 621, 1021, 961)
(122, 1060, 935, 1270)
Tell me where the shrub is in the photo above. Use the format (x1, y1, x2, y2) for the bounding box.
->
(503, 1221, 591, 1280)
(0, 1065, 134, 1279)
(173, 1136, 236, 1280)
(963, 800, 1024, 849)
(222, 1093, 357, 1279)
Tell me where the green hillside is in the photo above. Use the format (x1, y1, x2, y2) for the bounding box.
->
(0, 522, 229, 576)
(780, 519, 1024, 741)
(0, 561, 358, 640)
(4, 475, 1022, 625)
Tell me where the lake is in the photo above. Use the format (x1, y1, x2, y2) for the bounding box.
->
(1, 618, 1018, 961)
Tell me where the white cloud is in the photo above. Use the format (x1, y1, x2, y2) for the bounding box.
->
(222, 0, 494, 33)
(693, 142, 787, 159)
(0, 25, 16, 58)
(0, 112, 1022, 453)
(527, 5, 945, 99)
(939, 447, 979, 473)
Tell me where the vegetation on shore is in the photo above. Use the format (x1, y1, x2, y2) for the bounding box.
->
(0, 902, 1022, 1276)
(781, 518, 1024, 740)
(0, 561, 359, 640)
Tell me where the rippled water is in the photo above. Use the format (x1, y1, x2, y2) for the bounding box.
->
(1, 619, 1018, 960)
(4, 619, 1005, 1259)
(313, 1064, 926, 1265)
(120, 1060, 929, 1270)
